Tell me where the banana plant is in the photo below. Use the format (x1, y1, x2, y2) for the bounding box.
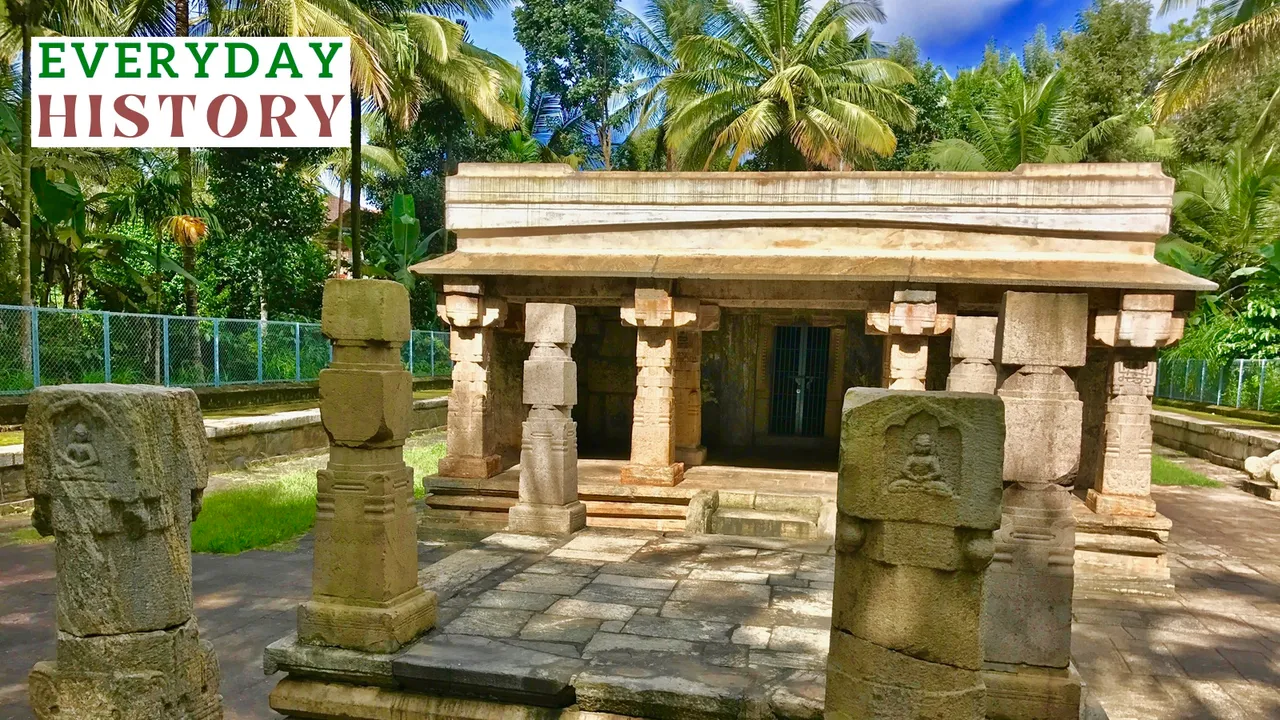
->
(365, 194, 441, 289)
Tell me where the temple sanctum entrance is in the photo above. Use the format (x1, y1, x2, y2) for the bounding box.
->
(767, 325, 833, 438)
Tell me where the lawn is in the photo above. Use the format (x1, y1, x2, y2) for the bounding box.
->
(1151, 455, 1223, 488)
(191, 437, 445, 554)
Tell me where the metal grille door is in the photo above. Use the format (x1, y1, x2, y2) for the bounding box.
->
(768, 326, 831, 437)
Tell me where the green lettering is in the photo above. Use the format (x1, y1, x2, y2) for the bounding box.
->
(73, 42, 109, 78)
(116, 42, 141, 78)
(226, 42, 259, 78)
(40, 42, 65, 78)
(187, 42, 219, 78)
(265, 42, 301, 78)
(148, 42, 177, 78)
(309, 42, 342, 78)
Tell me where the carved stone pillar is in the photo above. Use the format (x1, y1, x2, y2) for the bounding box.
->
(947, 316, 999, 394)
(621, 288, 700, 486)
(299, 280, 436, 653)
(674, 307, 719, 467)
(25, 385, 223, 720)
(827, 389, 1005, 720)
(508, 303, 587, 535)
(983, 291, 1086, 720)
(437, 278, 508, 479)
(867, 289, 954, 391)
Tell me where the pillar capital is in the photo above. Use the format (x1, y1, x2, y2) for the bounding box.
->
(621, 288, 700, 328)
(865, 289, 955, 337)
(1092, 294, 1185, 348)
(437, 277, 507, 329)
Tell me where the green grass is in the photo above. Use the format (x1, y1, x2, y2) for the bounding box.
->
(0, 527, 52, 547)
(191, 439, 444, 554)
(0, 430, 23, 446)
(1153, 402, 1280, 429)
(1151, 456, 1224, 488)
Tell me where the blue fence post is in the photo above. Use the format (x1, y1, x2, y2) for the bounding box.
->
(1198, 360, 1208, 403)
(1236, 360, 1245, 408)
(256, 321, 264, 383)
(1259, 360, 1268, 410)
(213, 319, 221, 387)
(294, 322, 302, 381)
(1217, 363, 1226, 406)
(408, 331, 415, 377)
(30, 307, 41, 388)
(162, 316, 171, 386)
(103, 312, 112, 383)
(430, 333, 437, 377)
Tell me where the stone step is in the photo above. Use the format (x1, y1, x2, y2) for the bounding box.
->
(588, 516, 687, 532)
(425, 494, 516, 513)
(426, 494, 688, 523)
(709, 508, 821, 541)
(583, 500, 687, 520)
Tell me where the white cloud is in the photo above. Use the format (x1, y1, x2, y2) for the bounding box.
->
(1150, 2, 1198, 32)
(875, 0, 1022, 44)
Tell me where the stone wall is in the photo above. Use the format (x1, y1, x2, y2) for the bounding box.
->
(1152, 408, 1280, 470)
(0, 397, 448, 509)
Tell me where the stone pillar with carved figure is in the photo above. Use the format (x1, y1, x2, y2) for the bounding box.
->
(948, 316, 999, 394)
(673, 306, 719, 467)
(867, 288, 954, 391)
(26, 384, 223, 720)
(621, 288, 700, 486)
(508, 303, 587, 535)
(983, 291, 1086, 720)
(298, 280, 435, 654)
(437, 278, 509, 479)
(827, 389, 1005, 720)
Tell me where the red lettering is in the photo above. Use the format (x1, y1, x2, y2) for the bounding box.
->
(38, 95, 76, 138)
(260, 95, 297, 138)
(305, 94, 344, 137)
(158, 95, 196, 137)
(207, 94, 248, 138)
(88, 96, 102, 137)
(113, 94, 148, 138)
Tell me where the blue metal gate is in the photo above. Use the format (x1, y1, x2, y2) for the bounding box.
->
(768, 326, 830, 437)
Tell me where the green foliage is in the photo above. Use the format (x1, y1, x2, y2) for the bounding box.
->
(366, 194, 438, 289)
(191, 470, 318, 554)
(879, 44, 957, 171)
(200, 149, 330, 321)
(614, 127, 663, 170)
(1151, 456, 1223, 487)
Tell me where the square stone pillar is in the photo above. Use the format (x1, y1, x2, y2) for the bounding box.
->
(25, 385, 222, 720)
(508, 303, 587, 535)
(983, 291, 1086, 720)
(298, 280, 436, 654)
(947, 316, 999, 394)
(620, 288, 700, 486)
(867, 289, 954, 391)
(437, 278, 509, 479)
(673, 306, 719, 467)
(827, 389, 1005, 720)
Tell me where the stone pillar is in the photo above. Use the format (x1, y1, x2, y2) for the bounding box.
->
(867, 289, 954, 391)
(437, 278, 509, 479)
(673, 306, 719, 467)
(620, 288, 700, 486)
(947, 316, 999, 394)
(25, 385, 222, 720)
(298, 280, 435, 653)
(983, 291, 1086, 720)
(827, 389, 1005, 720)
(508, 303, 587, 535)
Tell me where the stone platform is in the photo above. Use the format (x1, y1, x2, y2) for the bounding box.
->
(266, 528, 835, 719)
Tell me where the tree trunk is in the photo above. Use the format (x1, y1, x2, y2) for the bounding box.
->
(349, 88, 363, 279)
(20, 14, 33, 308)
(335, 179, 347, 276)
(599, 122, 611, 170)
(176, 0, 198, 316)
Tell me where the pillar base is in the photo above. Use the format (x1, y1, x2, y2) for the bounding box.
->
(621, 463, 685, 487)
(1074, 500, 1173, 596)
(508, 501, 587, 536)
(438, 454, 502, 480)
(298, 586, 437, 654)
(981, 662, 1082, 720)
(674, 445, 707, 467)
(1085, 489, 1157, 517)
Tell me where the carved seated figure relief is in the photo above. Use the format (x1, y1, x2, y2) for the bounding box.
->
(889, 432, 953, 497)
(64, 423, 98, 468)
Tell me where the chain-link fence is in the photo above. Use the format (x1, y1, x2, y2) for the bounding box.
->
(1155, 358, 1280, 411)
(0, 305, 451, 395)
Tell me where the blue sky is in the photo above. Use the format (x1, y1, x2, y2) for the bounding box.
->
(464, 0, 1199, 76)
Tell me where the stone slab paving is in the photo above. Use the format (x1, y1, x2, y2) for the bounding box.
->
(1072, 451, 1280, 720)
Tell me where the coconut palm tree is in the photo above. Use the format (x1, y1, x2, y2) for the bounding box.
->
(316, 110, 406, 274)
(1155, 0, 1280, 139)
(927, 67, 1128, 171)
(616, 0, 713, 169)
(664, 0, 915, 171)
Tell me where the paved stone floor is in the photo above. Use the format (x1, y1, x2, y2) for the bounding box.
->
(3, 447, 1280, 719)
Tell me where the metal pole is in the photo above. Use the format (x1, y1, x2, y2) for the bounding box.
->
(1237, 360, 1246, 408)
(213, 319, 221, 387)
(430, 334, 436, 376)
(294, 322, 302, 381)
(103, 312, 112, 383)
(1216, 363, 1226, 406)
(162, 316, 171, 386)
(1259, 359, 1268, 410)
(1182, 359, 1191, 401)
(408, 331, 415, 377)
(256, 321, 264, 383)
(1199, 360, 1208, 403)
(30, 307, 40, 388)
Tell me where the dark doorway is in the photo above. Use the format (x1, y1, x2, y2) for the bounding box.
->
(768, 326, 831, 437)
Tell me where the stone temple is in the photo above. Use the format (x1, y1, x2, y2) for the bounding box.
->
(264, 163, 1210, 720)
